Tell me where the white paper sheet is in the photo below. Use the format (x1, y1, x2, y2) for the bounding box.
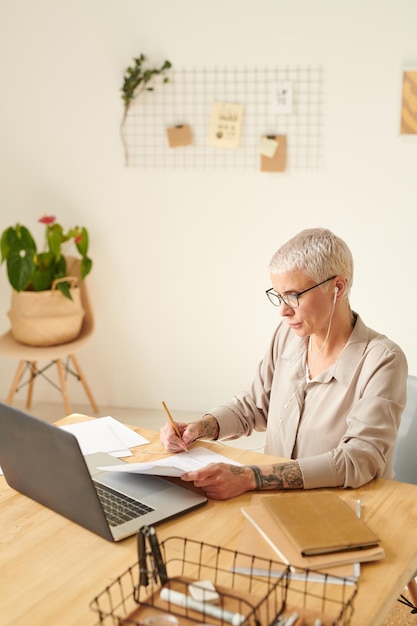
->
(98, 446, 242, 477)
(61, 416, 149, 457)
(0, 416, 150, 475)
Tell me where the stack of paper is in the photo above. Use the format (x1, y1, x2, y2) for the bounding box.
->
(60, 416, 149, 457)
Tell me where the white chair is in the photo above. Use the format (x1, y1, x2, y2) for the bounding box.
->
(0, 257, 98, 416)
(393, 374, 417, 607)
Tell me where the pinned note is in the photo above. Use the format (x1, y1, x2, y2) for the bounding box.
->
(259, 136, 278, 158)
(270, 81, 293, 115)
(260, 135, 287, 172)
(166, 124, 193, 148)
(400, 69, 417, 134)
(208, 102, 244, 149)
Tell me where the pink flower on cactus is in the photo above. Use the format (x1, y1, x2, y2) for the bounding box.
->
(75, 234, 83, 244)
(38, 215, 56, 224)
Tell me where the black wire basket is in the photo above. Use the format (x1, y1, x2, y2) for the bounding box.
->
(90, 528, 357, 626)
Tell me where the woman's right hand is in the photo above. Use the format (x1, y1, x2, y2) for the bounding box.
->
(159, 421, 200, 452)
(160, 415, 219, 452)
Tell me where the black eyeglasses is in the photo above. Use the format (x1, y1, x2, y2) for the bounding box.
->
(266, 276, 336, 309)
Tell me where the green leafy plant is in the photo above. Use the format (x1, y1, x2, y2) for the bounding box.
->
(120, 53, 172, 165)
(1, 216, 92, 300)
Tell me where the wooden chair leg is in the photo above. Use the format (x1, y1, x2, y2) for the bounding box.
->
(55, 359, 72, 416)
(407, 578, 417, 606)
(70, 354, 99, 413)
(6, 360, 26, 405)
(26, 361, 37, 409)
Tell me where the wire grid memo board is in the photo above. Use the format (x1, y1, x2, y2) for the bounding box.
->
(122, 65, 324, 170)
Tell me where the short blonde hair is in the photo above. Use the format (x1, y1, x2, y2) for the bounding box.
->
(269, 228, 353, 293)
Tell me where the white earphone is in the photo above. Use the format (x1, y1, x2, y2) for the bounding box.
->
(333, 287, 338, 303)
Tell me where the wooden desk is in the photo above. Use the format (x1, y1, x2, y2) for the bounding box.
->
(1, 415, 417, 626)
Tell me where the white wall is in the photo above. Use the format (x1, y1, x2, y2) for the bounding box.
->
(0, 0, 416, 414)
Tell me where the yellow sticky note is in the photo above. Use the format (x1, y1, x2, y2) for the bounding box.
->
(259, 136, 278, 158)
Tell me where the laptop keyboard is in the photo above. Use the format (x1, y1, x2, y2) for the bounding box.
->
(93, 481, 154, 527)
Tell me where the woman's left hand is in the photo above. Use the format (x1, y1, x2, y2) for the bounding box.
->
(181, 463, 255, 500)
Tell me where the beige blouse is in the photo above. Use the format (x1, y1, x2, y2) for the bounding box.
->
(208, 314, 408, 489)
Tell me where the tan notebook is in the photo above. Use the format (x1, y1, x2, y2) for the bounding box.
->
(234, 512, 359, 581)
(262, 491, 380, 556)
(241, 495, 384, 571)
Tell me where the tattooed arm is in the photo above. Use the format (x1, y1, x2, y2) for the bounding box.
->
(181, 461, 304, 500)
(248, 462, 304, 490)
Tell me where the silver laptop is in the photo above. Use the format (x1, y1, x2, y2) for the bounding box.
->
(0, 403, 207, 541)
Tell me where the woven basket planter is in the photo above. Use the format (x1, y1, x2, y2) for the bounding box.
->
(8, 277, 85, 347)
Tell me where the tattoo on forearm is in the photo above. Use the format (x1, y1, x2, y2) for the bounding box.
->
(198, 416, 219, 440)
(250, 465, 264, 489)
(249, 462, 304, 490)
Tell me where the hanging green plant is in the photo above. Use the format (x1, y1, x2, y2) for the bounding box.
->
(120, 53, 172, 165)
